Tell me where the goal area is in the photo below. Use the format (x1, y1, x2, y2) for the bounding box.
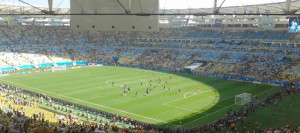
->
(235, 93, 252, 105)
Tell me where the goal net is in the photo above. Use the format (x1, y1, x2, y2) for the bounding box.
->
(235, 93, 251, 105)
(52, 65, 67, 72)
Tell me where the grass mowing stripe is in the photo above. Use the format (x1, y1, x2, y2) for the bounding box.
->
(0, 66, 279, 128)
(67, 74, 173, 98)
(67, 75, 171, 94)
(0, 78, 176, 126)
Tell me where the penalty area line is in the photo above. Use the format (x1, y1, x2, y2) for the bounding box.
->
(161, 91, 212, 113)
(163, 104, 199, 113)
(0, 79, 176, 126)
(182, 86, 277, 126)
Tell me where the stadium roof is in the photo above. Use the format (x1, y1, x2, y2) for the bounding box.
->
(0, 5, 70, 15)
(163, 1, 300, 15)
(0, 0, 299, 15)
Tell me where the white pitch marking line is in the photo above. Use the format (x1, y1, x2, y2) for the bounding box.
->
(184, 92, 198, 98)
(54, 72, 172, 98)
(0, 79, 176, 126)
(162, 94, 215, 113)
(162, 90, 210, 105)
(104, 74, 168, 89)
(163, 104, 199, 113)
(65, 78, 150, 95)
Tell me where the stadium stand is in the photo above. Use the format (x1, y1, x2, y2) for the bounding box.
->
(1, 26, 299, 81)
(0, 24, 299, 133)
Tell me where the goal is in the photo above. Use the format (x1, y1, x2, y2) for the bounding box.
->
(51, 65, 67, 72)
(235, 93, 252, 105)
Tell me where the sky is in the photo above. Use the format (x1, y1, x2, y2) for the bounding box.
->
(2, 0, 287, 9)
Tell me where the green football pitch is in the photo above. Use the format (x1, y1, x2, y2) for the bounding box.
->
(0, 66, 280, 128)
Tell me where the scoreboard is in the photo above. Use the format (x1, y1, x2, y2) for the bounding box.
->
(288, 16, 300, 32)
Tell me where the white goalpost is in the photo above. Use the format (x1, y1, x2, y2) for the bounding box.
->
(235, 93, 252, 105)
(51, 65, 67, 72)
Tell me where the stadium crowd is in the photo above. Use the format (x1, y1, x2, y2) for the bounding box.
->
(0, 25, 299, 132)
(0, 84, 159, 133)
(0, 25, 299, 81)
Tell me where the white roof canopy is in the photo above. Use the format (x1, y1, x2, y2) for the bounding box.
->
(0, 0, 299, 15)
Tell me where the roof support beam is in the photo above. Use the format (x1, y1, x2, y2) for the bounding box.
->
(115, 0, 130, 14)
(286, 0, 291, 12)
(48, 0, 53, 12)
(128, 0, 131, 13)
(214, 0, 226, 14)
(1, 11, 298, 16)
(213, 0, 217, 13)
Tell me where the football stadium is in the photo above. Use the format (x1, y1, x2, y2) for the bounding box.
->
(0, 0, 299, 132)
